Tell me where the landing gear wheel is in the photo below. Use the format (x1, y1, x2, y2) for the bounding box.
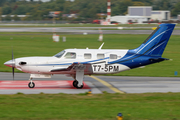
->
(73, 80, 78, 87)
(28, 82, 35, 88)
(73, 80, 84, 89)
(76, 83, 84, 89)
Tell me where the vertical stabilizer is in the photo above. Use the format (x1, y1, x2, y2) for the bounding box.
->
(131, 24, 175, 56)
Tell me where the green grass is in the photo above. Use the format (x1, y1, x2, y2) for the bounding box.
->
(0, 32, 180, 77)
(0, 93, 180, 120)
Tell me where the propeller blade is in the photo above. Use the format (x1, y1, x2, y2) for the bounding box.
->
(12, 67, 14, 80)
(12, 48, 15, 80)
(12, 48, 14, 60)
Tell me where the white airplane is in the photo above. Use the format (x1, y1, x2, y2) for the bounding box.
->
(4, 23, 175, 89)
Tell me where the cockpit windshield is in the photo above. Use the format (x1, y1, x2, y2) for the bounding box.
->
(54, 50, 65, 58)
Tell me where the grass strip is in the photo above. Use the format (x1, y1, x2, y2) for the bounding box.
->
(0, 92, 179, 120)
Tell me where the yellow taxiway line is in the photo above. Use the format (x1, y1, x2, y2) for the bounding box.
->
(89, 76, 125, 94)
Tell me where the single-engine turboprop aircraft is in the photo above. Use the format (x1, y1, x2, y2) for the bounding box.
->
(4, 23, 175, 89)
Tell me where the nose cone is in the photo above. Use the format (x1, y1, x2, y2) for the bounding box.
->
(4, 60, 15, 67)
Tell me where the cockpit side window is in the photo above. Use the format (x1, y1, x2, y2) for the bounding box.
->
(54, 51, 65, 58)
(64, 52, 76, 59)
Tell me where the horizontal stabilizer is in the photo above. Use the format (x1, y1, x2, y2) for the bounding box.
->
(149, 58, 169, 62)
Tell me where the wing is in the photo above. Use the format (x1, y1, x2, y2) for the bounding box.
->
(50, 62, 93, 75)
(50, 67, 69, 72)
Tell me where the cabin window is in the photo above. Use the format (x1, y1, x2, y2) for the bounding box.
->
(54, 50, 65, 58)
(110, 54, 117, 59)
(64, 52, 76, 59)
(97, 54, 104, 59)
(84, 53, 91, 59)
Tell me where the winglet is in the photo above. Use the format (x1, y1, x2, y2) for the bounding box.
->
(98, 42, 104, 49)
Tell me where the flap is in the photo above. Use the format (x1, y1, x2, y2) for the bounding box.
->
(50, 67, 68, 72)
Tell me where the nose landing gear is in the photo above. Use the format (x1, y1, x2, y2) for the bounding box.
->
(28, 81, 35, 88)
(28, 78, 35, 88)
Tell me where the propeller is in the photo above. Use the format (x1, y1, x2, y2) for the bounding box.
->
(12, 48, 15, 80)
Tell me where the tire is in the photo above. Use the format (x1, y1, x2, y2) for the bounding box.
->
(76, 83, 84, 89)
(28, 82, 35, 88)
(73, 80, 78, 87)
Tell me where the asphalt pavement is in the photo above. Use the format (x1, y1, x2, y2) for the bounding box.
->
(0, 72, 180, 94)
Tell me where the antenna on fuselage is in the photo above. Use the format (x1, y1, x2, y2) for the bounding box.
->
(98, 42, 104, 49)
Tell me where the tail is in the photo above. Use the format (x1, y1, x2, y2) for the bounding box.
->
(131, 24, 175, 57)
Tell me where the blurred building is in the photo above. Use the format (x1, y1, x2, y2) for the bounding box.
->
(128, 6, 152, 20)
(109, 6, 171, 24)
(62, 14, 78, 18)
(178, 15, 180, 20)
(151, 11, 170, 21)
(110, 16, 147, 24)
(49, 11, 61, 18)
(23, 0, 75, 2)
(21, 0, 51, 2)
(128, 6, 170, 21)
(2, 15, 28, 18)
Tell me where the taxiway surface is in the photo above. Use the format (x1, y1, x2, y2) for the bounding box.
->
(0, 27, 180, 35)
(0, 72, 180, 94)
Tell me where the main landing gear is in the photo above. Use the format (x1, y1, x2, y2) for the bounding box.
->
(73, 80, 84, 89)
(71, 68, 85, 89)
(70, 63, 86, 89)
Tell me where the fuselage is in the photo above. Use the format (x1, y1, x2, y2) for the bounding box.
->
(4, 48, 164, 75)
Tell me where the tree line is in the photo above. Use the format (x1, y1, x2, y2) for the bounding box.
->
(0, 0, 180, 21)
